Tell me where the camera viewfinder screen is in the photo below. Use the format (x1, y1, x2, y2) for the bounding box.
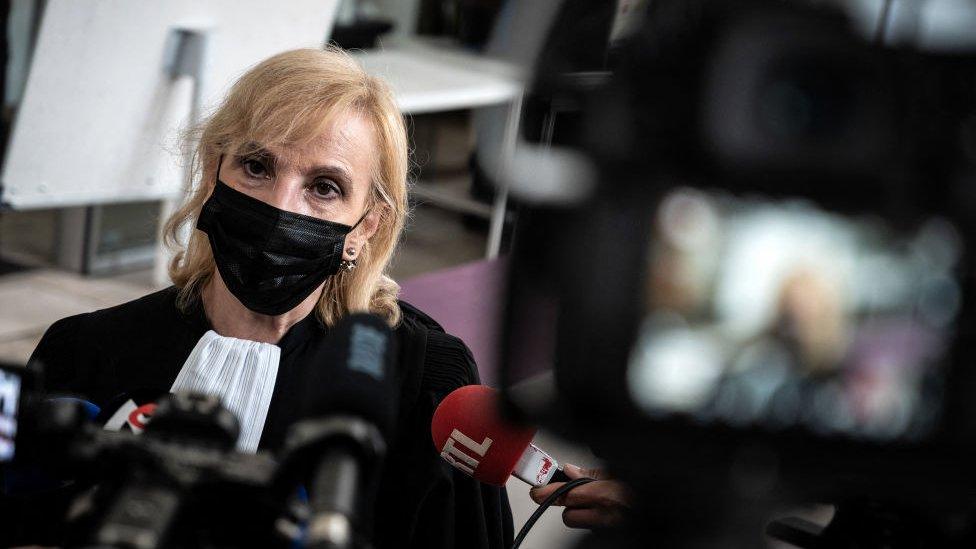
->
(628, 188, 961, 441)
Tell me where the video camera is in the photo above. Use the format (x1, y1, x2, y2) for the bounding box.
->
(501, 0, 976, 546)
(0, 363, 290, 547)
(0, 355, 389, 549)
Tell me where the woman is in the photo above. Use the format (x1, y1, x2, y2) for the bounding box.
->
(26, 48, 512, 548)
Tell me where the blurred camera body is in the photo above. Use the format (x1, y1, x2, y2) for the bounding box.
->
(502, 0, 976, 543)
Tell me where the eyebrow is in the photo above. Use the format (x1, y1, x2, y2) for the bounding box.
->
(237, 145, 354, 186)
(236, 144, 278, 170)
(307, 164, 353, 186)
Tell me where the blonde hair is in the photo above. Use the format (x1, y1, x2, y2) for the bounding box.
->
(163, 47, 408, 327)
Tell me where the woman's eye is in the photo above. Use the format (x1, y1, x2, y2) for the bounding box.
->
(242, 158, 270, 178)
(311, 179, 341, 199)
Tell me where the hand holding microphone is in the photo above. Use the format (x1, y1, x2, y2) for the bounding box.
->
(431, 385, 610, 547)
(529, 464, 633, 529)
(430, 384, 570, 487)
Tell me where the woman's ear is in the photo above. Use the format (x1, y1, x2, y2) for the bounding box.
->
(343, 206, 383, 261)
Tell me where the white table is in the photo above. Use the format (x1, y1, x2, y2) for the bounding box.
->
(354, 39, 524, 258)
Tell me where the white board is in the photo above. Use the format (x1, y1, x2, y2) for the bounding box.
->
(1, 0, 339, 209)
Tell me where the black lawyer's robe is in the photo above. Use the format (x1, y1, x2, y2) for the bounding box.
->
(23, 287, 514, 548)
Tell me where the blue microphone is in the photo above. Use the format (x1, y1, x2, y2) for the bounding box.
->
(49, 397, 101, 420)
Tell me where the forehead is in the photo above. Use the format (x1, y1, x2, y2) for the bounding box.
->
(250, 110, 377, 174)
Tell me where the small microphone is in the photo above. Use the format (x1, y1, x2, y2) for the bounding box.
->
(47, 397, 101, 421)
(96, 388, 169, 434)
(431, 385, 570, 487)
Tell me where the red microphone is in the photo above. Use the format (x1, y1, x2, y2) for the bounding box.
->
(431, 385, 569, 487)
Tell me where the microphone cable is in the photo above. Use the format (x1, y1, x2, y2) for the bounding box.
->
(512, 476, 595, 549)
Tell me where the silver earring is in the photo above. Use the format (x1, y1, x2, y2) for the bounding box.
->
(339, 246, 361, 272)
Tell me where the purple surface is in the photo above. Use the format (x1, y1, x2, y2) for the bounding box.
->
(400, 257, 506, 386)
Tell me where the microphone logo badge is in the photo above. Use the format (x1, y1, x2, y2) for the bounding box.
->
(536, 456, 554, 485)
(126, 403, 158, 433)
(439, 428, 492, 475)
(105, 399, 157, 434)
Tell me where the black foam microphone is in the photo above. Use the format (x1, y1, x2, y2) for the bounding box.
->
(278, 313, 398, 549)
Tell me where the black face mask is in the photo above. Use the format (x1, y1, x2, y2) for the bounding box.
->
(196, 161, 365, 316)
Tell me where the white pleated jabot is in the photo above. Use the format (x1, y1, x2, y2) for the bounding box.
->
(170, 330, 280, 453)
